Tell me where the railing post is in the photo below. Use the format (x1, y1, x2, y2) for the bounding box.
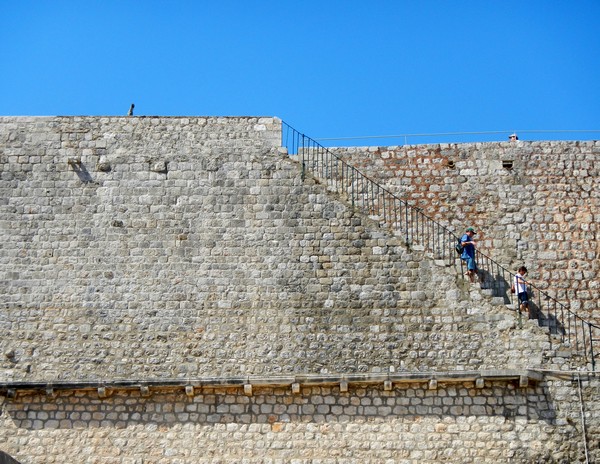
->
(301, 134, 306, 181)
(404, 203, 409, 245)
(351, 167, 355, 207)
(589, 324, 595, 371)
(581, 319, 587, 358)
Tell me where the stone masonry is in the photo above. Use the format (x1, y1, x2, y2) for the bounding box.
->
(330, 142, 600, 323)
(1, 380, 597, 464)
(0, 117, 598, 463)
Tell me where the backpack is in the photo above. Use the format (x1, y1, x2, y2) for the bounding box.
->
(454, 237, 463, 255)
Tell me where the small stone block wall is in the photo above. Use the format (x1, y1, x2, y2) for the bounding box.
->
(1, 117, 599, 463)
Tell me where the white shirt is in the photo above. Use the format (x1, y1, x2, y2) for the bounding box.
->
(514, 274, 527, 294)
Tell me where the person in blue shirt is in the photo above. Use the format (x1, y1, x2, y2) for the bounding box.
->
(460, 227, 478, 282)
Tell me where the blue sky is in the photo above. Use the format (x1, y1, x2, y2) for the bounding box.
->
(1, 1, 599, 145)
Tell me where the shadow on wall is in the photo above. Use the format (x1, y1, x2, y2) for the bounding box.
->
(3, 382, 558, 430)
(477, 269, 566, 336)
(67, 159, 94, 183)
(0, 451, 23, 464)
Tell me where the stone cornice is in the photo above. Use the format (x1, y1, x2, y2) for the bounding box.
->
(0, 369, 551, 399)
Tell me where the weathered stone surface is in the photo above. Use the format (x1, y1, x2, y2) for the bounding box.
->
(0, 117, 556, 383)
(0, 379, 597, 464)
(0, 117, 597, 463)
(330, 141, 600, 324)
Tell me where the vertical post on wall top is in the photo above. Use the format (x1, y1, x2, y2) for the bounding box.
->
(301, 134, 306, 181)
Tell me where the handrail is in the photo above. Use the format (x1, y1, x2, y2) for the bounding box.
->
(281, 121, 599, 371)
(314, 129, 600, 146)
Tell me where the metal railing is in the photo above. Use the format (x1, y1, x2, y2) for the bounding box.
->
(282, 121, 599, 371)
(314, 129, 600, 146)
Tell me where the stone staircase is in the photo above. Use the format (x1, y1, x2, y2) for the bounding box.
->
(427, 246, 579, 369)
(287, 132, 597, 372)
(292, 160, 581, 372)
(287, 163, 574, 373)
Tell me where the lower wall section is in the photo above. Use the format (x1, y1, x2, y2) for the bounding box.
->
(1, 378, 596, 463)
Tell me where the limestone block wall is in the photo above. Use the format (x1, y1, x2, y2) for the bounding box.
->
(1, 117, 598, 463)
(0, 377, 598, 464)
(330, 141, 600, 321)
(0, 117, 559, 383)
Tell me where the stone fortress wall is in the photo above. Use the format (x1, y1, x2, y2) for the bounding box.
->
(330, 140, 600, 322)
(0, 117, 598, 463)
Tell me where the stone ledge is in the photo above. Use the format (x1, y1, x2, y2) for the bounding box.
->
(0, 370, 547, 399)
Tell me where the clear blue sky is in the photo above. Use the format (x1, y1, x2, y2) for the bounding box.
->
(1, 1, 599, 145)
